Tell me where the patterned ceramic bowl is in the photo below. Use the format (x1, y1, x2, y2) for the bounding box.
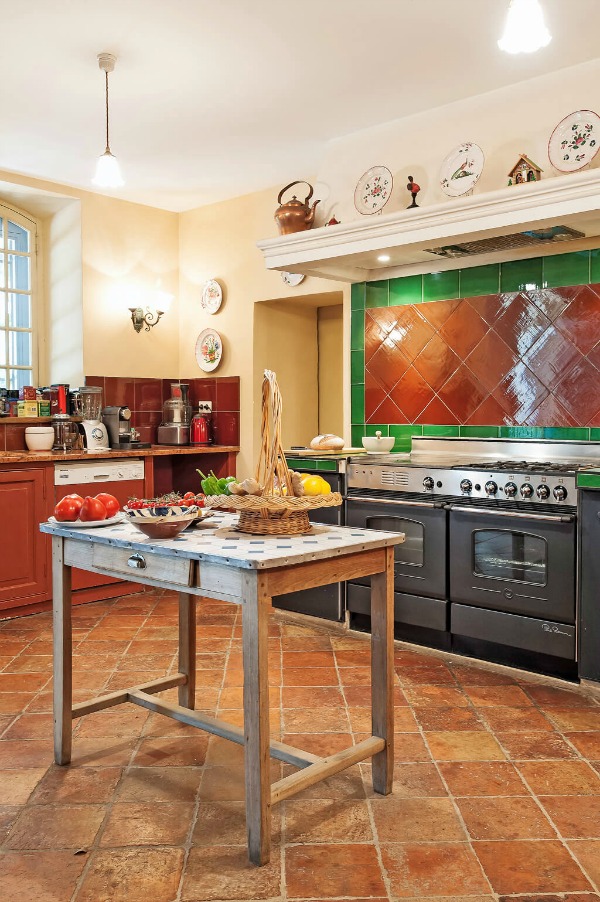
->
(123, 505, 199, 539)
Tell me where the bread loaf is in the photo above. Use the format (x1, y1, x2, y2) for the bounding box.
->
(309, 434, 345, 451)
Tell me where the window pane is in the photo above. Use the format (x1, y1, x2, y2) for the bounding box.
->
(7, 254, 30, 291)
(0, 369, 6, 389)
(0, 337, 5, 365)
(9, 330, 32, 367)
(0, 218, 3, 243)
(0, 252, 4, 289)
(10, 368, 32, 390)
(473, 529, 547, 585)
(8, 293, 31, 328)
(0, 292, 5, 327)
(7, 220, 29, 253)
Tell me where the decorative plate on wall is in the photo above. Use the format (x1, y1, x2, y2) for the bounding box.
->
(439, 143, 485, 196)
(195, 328, 223, 372)
(354, 166, 393, 215)
(281, 271, 305, 287)
(201, 279, 223, 314)
(548, 110, 600, 173)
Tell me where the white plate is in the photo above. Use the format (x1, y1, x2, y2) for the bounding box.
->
(201, 279, 223, 314)
(49, 512, 125, 529)
(281, 271, 305, 287)
(548, 110, 600, 173)
(195, 328, 223, 372)
(440, 143, 484, 197)
(354, 166, 393, 215)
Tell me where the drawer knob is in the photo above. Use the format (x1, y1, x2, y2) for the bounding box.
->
(127, 553, 147, 570)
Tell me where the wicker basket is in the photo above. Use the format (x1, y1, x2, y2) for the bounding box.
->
(205, 370, 342, 535)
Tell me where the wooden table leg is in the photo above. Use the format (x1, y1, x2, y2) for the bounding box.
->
(178, 592, 196, 709)
(52, 536, 72, 765)
(242, 571, 271, 865)
(370, 546, 394, 794)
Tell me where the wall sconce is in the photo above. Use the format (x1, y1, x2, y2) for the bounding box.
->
(129, 306, 165, 333)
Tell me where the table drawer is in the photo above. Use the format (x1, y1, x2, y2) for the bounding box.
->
(64, 539, 193, 587)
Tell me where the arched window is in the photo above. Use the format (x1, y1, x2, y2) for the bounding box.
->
(0, 204, 38, 390)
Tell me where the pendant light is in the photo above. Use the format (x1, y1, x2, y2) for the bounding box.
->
(92, 52, 124, 188)
(498, 0, 551, 54)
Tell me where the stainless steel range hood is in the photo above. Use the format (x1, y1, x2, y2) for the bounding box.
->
(257, 169, 600, 283)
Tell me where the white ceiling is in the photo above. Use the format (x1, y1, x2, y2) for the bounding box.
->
(1, 0, 599, 212)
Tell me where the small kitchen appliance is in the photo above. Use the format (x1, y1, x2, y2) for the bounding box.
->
(190, 401, 213, 445)
(51, 414, 79, 452)
(157, 383, 192, 446)
(102, 405, 151, 450)
(71, 386, 110, 452)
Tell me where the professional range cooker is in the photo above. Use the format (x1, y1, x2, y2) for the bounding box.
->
(346, 436, 600, 678)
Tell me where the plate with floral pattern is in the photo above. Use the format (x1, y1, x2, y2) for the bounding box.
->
(195, 328, 223, 372)
(440, 142, 485, 197)
(201, 279, 223, 314)
(354, 166, 393, 215)
(548, 110, 600, 173)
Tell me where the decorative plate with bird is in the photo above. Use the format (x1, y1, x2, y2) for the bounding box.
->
(440, 143, 485, 197)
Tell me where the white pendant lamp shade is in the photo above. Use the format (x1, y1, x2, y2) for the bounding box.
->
(498, 0, 551, 54)
(92, 52, 124, 188)
(92, 150, 124, 188)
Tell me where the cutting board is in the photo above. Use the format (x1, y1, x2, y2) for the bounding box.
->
(284, 448, 366, 456)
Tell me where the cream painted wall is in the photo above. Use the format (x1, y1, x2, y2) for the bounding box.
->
(179, 187, 346, 477)
(317, 305, 343, 438)
(46, 201, 84, 386)
(314, 58, 600, 228)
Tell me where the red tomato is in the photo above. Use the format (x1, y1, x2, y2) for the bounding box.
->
(94, 492, 120, 517)
(53, 497, 82, 522)
(195, 494, 206, 508)
(65, 493, 84, 515)
(79, 496, 107, 522)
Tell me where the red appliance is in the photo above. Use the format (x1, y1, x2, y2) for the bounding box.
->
(190, 401, 213, 445)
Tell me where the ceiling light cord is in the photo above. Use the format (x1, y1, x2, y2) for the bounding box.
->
(92, 52, 124, 188)
(104, 69, 111, 154)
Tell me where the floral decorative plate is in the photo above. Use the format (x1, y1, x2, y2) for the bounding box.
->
(440, 143, 485, 197)
(201, 279, 223, 314)
(195, 328, 223, 372)
(548, 110, 600, 173)
(354, 166, 393, 215)
(281, 271, 305, 287)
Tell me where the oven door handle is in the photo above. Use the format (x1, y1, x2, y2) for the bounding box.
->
(346, 495, 442, 509)
(445, 504, 575, 523)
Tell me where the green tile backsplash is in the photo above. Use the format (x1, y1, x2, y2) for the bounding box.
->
(350, 250, 600, 449)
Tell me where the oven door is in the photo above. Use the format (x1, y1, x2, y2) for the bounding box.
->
(448, 506, 575, 623)
(345, 494, 447, 599)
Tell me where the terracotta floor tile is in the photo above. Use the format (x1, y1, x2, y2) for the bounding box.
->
(481, 705, 554, 733)
(284, 798, 373, 842)
(5, 803, 105, 850)
(76, 706, 149, 738)
(464, 685, 534, 707)
(283, 732, 355, 758)
(426, 731, 506, 761)
(100, 800, 195, 846)
(0, 672, 48, 692)
(522, 683, 599, 707)
(116, 653, 173, 672)
(393, 732, 432, 762)
(0, 850, 87, 902)
(404, 685, 469, 707)
(199, 764, 246, 801)
(3, 712, 55, 740)
(283, 651, 336, 667)
(282, 765, 366, 800)
(141, 712, 210, 739)
(77, 847, 185, 902)
(373, 796, 466, 842)
(117, 765, 202, 802)
(414, 706, 485, 732)
(0, 739, 53, 768)
(0, 767, 47, 805)
(70, 737, 137, 767)
(397, 664, 458, 686)
(334, 648, 372, 666)
(283, 667, 339, 686)
(5, 654, 53, 673)
(283, 706, 350, 734)
(133, 735, 209, 767)
(286, 843, 386, 898)
(567, 840, 600, 886)
(437, 763, 521, 801)
(182, 845, 281, 900)
(518, 760, 600, 795)
(338, 665, 372, 685)
(497, 731, 579, 760)
(546, 708, 600, 731)
(283, 686, 344, 707)
(105, 670, 163, 690)
(0, 692, 34, 714)
(474, 839, 591, 893)
(381, 842, 491, 897)
(365, 761, 447, 798)
(540, 795, 600, 838)
(192, 799, 280, 846)
(566, 731, 600, 758)
(30, 764, 122, 804)
(457, 795, 556, 839)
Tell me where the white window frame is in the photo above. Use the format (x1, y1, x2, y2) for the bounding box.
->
(0, 202, 39, 390)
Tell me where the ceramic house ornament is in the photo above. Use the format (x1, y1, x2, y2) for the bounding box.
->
(508, 154, 543, 185)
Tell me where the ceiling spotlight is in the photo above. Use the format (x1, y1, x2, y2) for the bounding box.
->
(498, 0, 551, 54)
(377, 254, 391, 263)
(92, 52, 124, 188)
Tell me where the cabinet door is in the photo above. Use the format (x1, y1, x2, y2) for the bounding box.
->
(0, 468, 52, 609)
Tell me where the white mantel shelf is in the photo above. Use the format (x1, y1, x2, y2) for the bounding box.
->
(257, 169, 600, 283)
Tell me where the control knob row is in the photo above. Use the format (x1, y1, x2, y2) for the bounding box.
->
(457, 480, 568, 501)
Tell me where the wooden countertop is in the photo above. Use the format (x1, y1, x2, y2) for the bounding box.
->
(0, 445, 239, 464)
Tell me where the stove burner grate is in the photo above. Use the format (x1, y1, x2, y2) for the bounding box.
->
(456, 460, 576, 474)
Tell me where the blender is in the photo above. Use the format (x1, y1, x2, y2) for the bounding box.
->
(71, 386, 110, 451)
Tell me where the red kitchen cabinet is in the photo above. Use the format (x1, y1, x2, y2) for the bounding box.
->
(0, 467, 53, 611)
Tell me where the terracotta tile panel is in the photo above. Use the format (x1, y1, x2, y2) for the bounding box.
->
(493, 293, 551, 356)
(389, 365, 434, 421)
(467, 292, 515, 325)
(438, 365, 488, 422)
(528, 286, 576, 321)
(466, 330, 517, 393)
(554, 357, 600, 425)
(368, 395, 408, 425)
(413, 333, 461, 391)
(414, 396, 460, 425)
(366, 340, 410, 394)
(523, 325, 582, 384)
(555, 285, 600, 354)
(439, 300, 489, 358)
(492, 362, 549, 424)
(364, 371, 388, 418)
(466, 394, 512, 426)
(418, 297, 463, 329)
(527, 394, 580, 427)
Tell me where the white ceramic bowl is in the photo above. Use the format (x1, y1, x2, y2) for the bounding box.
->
(25, 427, 55, 451)
(362, 435, 395, 453)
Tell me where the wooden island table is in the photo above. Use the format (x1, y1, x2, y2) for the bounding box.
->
(40, 511, 404, 865)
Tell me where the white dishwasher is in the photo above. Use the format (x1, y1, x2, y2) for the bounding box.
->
(54, 459, 145, 594)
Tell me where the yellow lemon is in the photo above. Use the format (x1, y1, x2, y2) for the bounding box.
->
(302, 476, 327, 496)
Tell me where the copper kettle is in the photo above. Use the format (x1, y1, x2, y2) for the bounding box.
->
(274, 181, 320, 235)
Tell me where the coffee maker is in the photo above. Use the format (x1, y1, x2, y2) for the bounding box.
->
(157, 383, 192, 445)
(71, 386, 110, 452)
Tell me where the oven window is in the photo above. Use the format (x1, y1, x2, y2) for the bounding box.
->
(366, 516, 424, 567)
(473, 529, 547, 586)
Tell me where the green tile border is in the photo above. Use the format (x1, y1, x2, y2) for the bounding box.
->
(577, 473, 600, 489)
